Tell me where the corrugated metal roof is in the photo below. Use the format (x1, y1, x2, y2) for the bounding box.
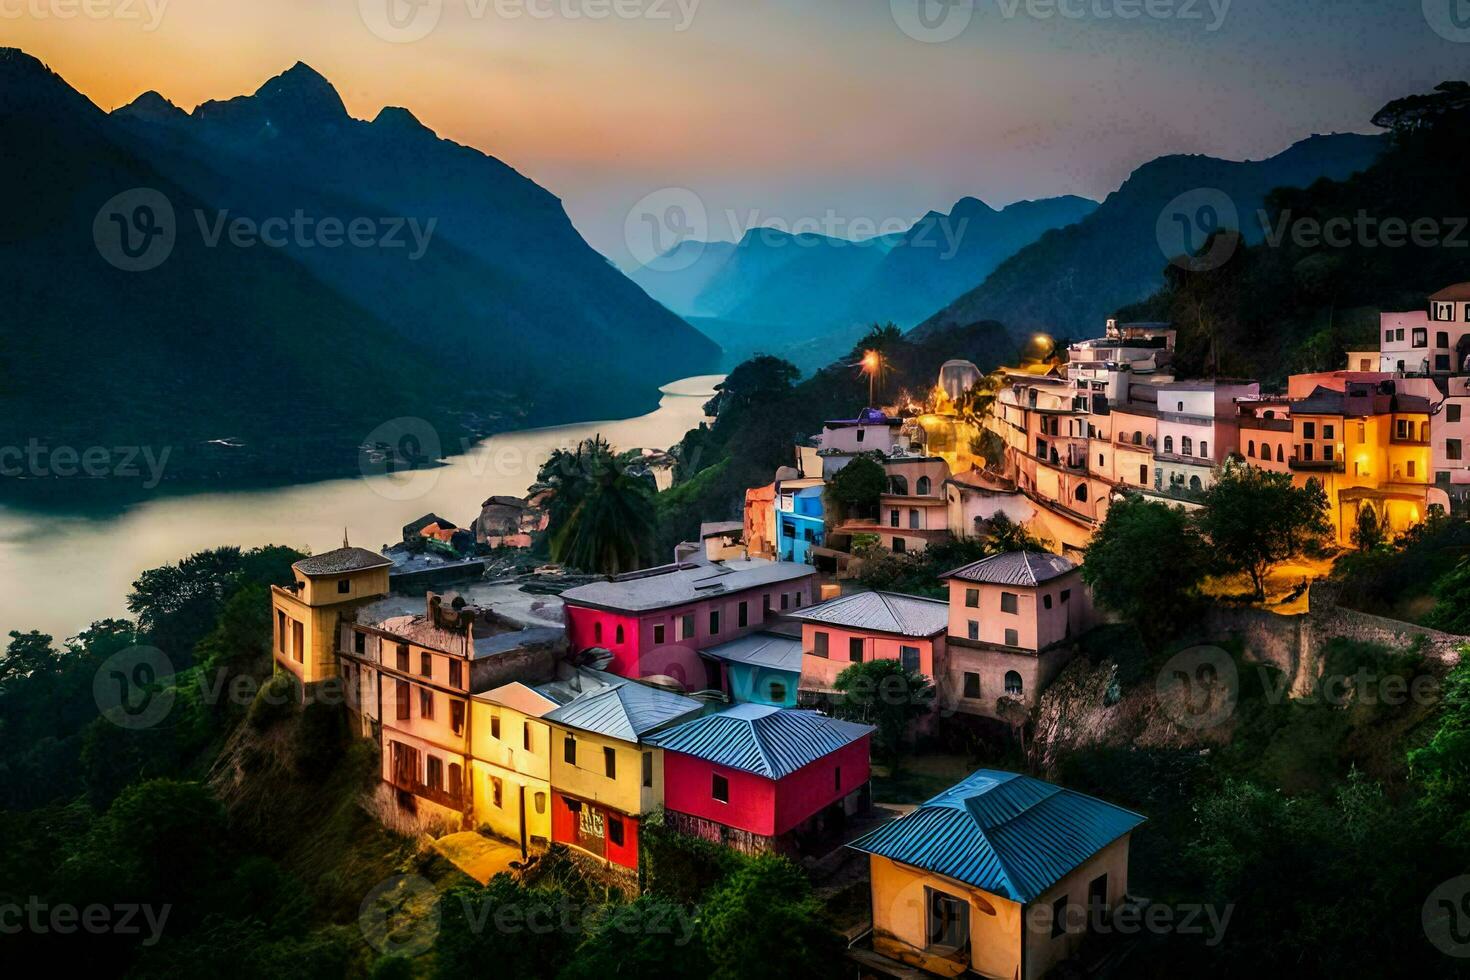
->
(560, 558, 814, 613)
(294, 547, 391, 576)
(542, 679, 702, 743)
(649, 704, 873, 779)
(942, 551, 1076, 588)
(846, 770, 1145, 903)
(702, 632, 804, 673)
(788, 591, 949, 637)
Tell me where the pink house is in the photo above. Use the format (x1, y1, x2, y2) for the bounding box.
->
(560, 558, 818, 692)
(940, 551, 1094, 719)
(650, 704, 874, 855)
(787, 590, 950, 693)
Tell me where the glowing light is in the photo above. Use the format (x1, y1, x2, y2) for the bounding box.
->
(862, 351, 881, 373)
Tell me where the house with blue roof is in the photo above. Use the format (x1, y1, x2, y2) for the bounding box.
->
(701, 630, 803, 707)
(648, 704, 874, 856)
(847, 769, 1145, 979)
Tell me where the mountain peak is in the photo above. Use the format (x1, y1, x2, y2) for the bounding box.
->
(372, 105, 430, 135)
(948, 196, 997, 218)
(113, 90, 187, 123)
(252, 61, 348, 120)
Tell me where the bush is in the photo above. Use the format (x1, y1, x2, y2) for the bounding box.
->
(294, 698, 346, 776)
(248, 672, 300, 730)
(640, 820, 746, 904)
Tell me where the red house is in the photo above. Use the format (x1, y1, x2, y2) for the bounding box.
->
(649, 704, 874, 855)
(560, 558, 818, 692)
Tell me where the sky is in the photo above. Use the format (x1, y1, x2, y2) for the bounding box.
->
(7, 0, 1469, 267)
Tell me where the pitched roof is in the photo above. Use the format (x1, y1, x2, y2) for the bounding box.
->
(1430, 283, 1470, 302)
(847, 770, 1145, 903)
(543, 679, 702, 743)
(560, 559, 813, 614)
(477, 681, 559, 717)
(702, 631, 804, 673)
(942, 551, 1076, 587)
(648, 704, 873, 779)
(787, 591, 949, 637)
(293, 547, 391, 577)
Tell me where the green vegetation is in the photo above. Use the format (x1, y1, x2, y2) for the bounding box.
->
(1332, 511, 1470, 623)
(1196, 463, 1331, 600)
(1082, 497, 1207, 645)
(540, 436, 658, 574)
(853, 517, 1048, 598)
(823, 452, 886, 524)
(831, 659, 935, 759)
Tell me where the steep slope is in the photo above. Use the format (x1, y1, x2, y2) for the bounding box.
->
(696, 227, 894, 325)
(627, 239, 738, 316)
(913, 134, 1386, 340)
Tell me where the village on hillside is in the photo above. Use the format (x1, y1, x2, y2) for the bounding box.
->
(264, 283, 1470, 978)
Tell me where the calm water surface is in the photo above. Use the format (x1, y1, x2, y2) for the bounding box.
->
(0, 376, 723, 640)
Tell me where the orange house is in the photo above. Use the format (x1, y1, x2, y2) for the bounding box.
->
(787, 591, 949, 694)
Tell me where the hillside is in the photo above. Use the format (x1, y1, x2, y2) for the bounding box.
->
(0, 51, 718, 498)
(913, 133, 1386, 341)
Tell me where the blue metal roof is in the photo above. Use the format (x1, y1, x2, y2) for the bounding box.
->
(542, 679, 702, 743)
(846, 770, 1145, 903)
(648, 704, 873, 780)
(702, 632, 804, 673)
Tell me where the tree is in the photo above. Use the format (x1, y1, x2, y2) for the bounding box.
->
(824, 453, 886, 523)
(981, 513, 1050, 554)
(1196, 463, 1331, 600)
(1082, 496, 1206, 645)
(1424, 561, 1470, 635)
(698, 855, 844, 980)
(831, 658, 934, 758)
(435, 878, 572, 979)
(542, 436, 658, 575)
(560, 896, 707, 980)
(1351, 502, 1389, 552)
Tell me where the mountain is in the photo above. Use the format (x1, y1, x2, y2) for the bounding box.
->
(697, 227, 896, 325)
(0, 51, 718, 498)
(626, 239, 737, 315)
(846, 195, 1098, 327)
(912, 134, 1387, 341)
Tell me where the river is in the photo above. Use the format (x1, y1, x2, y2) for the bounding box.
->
(0, 375, 724, 641)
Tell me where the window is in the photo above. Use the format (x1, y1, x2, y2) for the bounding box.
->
(770, 680, 787, 701)
(642, 751, 653, 787)
(608, 817, 624, 848)
(653, 624, 666, 644)
(893, 538, 906, 554)
(926, 888, 970, 953)
(1441, 331, 1452, 349)
(276, 611, 286, 653)
(965, 588, 979, 608)
(1449, 439, 1463, 461)
(418, 652, 431, 677)
(1061, 589, 1072, 603)
(681, 613, 696, 639)
(490, 713, 501, 740)
(448, 763, 462, 799)
(1140, 464, 1149, 485)
(338, 578, 351, 594)
(900, 646, 921, 672)
(1451, 405, 1463, 424)
(615, 625, 625, 644)
(1181, 436, 1193, 456)
(1414, 327, 1429, 348)
(1005, 670, 1023, 694)
(535, 792, 547, 814)
(856, 428, 865, 443)
(1277, 444, 1285, 463)
(1044, 594, 1054, 610)
(594, 622, 603, 643)
(292, 620, 304, 663)
(396, 643, 409, 672)
(1000, 592, 1018, 614)
(909, 509, 920, 530)
(849, 637, 864, 662)
(712, 773, 729, 803)
(1323, 425, 1334, 440)
(709, 610, 721, 635)
(1176, 401, 1184, 412)
(1200, 441, 1209, 458)
(1163, 436, 1174, 454)
(426, 756, 443, 790)
(780, 593, 790, 610)
(813, 632, 829, 658)
(917, 476, 932, 496)
(1189, 475, 1203, 492)
(1247, 440, 1255, 458)
(1051, 896, 1070, 938)
(763, 594, 772, 616)
(964, 672, 981, 699)
(1358, 422, 1367, 441)
(889, 509, 900, 529)
(1075, 485, 1088, 503)
(1409, 459, 1418, 478)
(604, 746, 617, 779)
(1004, 629, 1020, 648)
(967, 621, 979, 641)
(834, 766, 842, 792)
(451, 700, 465, 735)
(738, 601, 748, 628)
(491, 775, 503, 808)
(396, 680, 410, 721)
(523, 722, 532, 751)
(449, 660, 461, 688)
(1324, 445, 1335, 462)
(1303, 422, 1316, 439)
(419, 689, 434, 719)
(564, 734, 576, 765)
(1303, 444, 1314, 462)
(1089, 873, 1109, 917)
(354, 630, 366, 655)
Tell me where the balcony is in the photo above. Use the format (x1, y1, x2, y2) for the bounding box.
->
(1289, 456, 1346, 473)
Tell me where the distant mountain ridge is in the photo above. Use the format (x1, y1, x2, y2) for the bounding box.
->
(0, 51, 718, 497)
(913, 133, 1387, 341)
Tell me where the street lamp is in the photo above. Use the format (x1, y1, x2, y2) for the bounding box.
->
(861, 350, 882, 406)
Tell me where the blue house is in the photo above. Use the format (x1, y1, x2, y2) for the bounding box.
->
(777, 479, 825, 565)
(701, 631, 803, 707)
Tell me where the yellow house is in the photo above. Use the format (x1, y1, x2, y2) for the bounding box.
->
(1288, 382, 1433, 545)
(270, 546, 391, 688)
(470, 682, 558, 855)
(848, 770, 1144, 980)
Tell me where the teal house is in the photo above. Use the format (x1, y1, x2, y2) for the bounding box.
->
(777, 481, 826, 565)
(702, 631, 803, 707)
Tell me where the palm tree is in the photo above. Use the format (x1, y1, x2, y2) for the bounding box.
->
(543, 436, 657, 575)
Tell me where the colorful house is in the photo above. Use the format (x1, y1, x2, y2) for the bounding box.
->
(940, 552, 1093, 718)
(742, 483, 778, 560)
(543, 675, 703, 872)
(470, 681, 559, 855)
(270, 546, 391, 688)
(703, 630, 804, 707)
(560, 558, 818, 692)
(788, 590, 949, 694)
(650, 704, 874, 855)
(776, 477, 825, 564)
(848, 770, 1145, 980)
(817, 408, 910, 478)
